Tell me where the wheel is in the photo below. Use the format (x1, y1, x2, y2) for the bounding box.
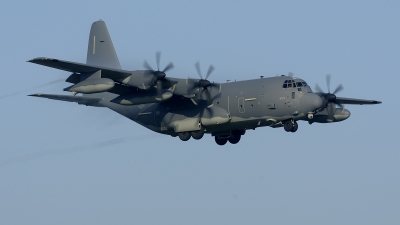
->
(178, 132, 191, 141)
(191, 126, 205, 140)
(215, 136, 228, 146)
(291, 121, 298, 132)
(283, 120, 293, 132)
(228, 134, 241, 144)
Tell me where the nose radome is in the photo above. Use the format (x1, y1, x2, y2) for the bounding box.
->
(300, 93, 323, 111)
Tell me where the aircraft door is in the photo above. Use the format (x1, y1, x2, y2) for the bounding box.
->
(290, 91, 299, 113)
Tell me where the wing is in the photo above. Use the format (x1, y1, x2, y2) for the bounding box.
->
(335, 97, 382, 105)
(29, 57, 191, 104)
(28, 57, 131, 81)
(28, 93, 104, 107)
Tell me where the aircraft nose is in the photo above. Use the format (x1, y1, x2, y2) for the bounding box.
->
(300, 93, 323, 111)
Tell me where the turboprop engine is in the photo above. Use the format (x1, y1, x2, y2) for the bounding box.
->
(64, 78, 114, 94)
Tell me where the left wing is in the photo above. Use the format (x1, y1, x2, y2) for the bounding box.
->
(335, 97, 382, 105)
(28, 57, 131, 81)
(28, 93, 104, 107)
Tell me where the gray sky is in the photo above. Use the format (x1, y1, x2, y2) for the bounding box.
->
(1, 0, 398, 224)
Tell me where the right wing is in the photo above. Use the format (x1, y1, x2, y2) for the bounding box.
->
(335, 97, 382, 105)
(28, 93, 104, 107)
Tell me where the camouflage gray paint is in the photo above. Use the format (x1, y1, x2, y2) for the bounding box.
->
(28, 20, 381, 145)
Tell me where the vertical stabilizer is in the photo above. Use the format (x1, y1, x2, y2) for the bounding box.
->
(86, 20, 121, 69)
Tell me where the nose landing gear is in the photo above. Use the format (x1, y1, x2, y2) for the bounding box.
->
(284, 120, 298, 133)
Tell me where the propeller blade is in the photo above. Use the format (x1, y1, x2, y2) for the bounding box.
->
(186, 80, 198, 94)
(195, 61, 203, 79)
(143, 60, 154, 71)
(210, 92, 221, 102)
(203, 89, 212, 107)
(326, 74, 331, 93)
(327, 102, 335, 122)
(333, 84, 344, 95)
(156, 51, 161, 71)
(336, 102, 344, 109)
(209, 82, 221, 90)
(315, 84, 324, 93)
(205, 65, 215, 80)
(163, 62, 174, 73)
(336, 103, 345, 113)
(156, 80, 163, 101)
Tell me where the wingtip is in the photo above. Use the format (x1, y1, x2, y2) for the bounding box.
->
(28, 93, 41, 97)
(27, 57, 44, 63)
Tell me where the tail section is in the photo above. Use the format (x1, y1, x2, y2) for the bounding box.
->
(86, 20, 121, 69)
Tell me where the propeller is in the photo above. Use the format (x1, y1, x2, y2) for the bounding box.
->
(143, 51, 174, 100)
(314, 74, 345, 122)
(188, 62, 221, 108)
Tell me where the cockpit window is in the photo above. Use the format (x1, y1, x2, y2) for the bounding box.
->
(282, 80, 308, 89)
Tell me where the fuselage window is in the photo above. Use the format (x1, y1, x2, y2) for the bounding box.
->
(302, 82, 307, 86)
(296, 82, 303, 87)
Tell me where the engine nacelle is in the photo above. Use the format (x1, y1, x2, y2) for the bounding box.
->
(64, 78, 114, 94)
(121, 71, 154, 90)
(111, 90, 173, 105)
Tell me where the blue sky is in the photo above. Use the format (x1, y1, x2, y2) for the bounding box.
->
(1, 1, 398, 224)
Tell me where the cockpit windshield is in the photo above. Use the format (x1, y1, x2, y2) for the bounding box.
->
(282, 80, 308, 89)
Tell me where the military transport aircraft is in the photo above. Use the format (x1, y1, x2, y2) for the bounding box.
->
(29, 20, 381, 145)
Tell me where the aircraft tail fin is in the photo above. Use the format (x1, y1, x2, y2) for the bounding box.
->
(86, 20, 121, 70)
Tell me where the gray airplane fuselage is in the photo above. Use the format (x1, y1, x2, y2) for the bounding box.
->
(96, 75, 343, 136)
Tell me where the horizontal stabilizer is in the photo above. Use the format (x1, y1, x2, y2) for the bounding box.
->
(28, 57, 131, 81)
(335, 97, 382, 105)
(28, 93, 104, 107)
